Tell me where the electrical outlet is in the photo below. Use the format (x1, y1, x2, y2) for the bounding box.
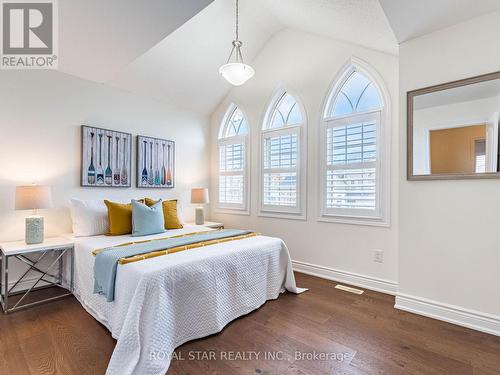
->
(373, 249, 384, 263)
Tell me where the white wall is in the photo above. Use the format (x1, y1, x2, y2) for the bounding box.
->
(399, 10, 500, 316)
(0, 70, 210, 244)
(210, 29, 399, 287)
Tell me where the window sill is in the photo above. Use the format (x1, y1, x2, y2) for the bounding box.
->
(214, 208, 250, 216)
(258, 211, 306, 221)
(317, 215, 390, 227)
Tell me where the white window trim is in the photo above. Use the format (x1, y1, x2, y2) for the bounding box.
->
(318, 57, 391, 227)
(258, 88, 307, 220)
(216, 104, 250, 215)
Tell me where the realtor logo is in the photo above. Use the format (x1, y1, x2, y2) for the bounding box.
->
(1, 0, 58, 69)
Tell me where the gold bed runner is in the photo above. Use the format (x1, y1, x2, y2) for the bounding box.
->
(92, 230, 224, 256)
(92, 230, 260, 265)
(118, 232, 259, 265)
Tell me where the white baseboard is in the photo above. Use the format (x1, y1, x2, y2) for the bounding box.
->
(292, 261, 500, 336)
(292, 260, 398, 295)
(395, 294, 500, 337)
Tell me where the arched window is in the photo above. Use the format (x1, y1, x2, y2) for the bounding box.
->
(217, 105, 249, 212)
(260, 90, 306, 218)
(328, 71, 382, 117)
(320, 60, 390, 225)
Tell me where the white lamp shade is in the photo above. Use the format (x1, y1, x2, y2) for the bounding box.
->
(219, 62, 255, 86)
(15, 185, 52, 210)
(191, 188, 209, 204)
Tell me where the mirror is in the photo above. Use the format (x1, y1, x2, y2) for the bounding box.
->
(408, 71, 500, 180)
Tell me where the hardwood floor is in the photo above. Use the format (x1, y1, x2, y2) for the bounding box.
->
(1, 272, 499, 374)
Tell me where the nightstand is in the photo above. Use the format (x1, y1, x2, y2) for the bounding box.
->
(188, 221, 224, 230)
(0, 236, 74, 314)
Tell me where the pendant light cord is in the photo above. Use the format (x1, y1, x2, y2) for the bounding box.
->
(224, 0, 245, 65)
(235, 0, 239, 41)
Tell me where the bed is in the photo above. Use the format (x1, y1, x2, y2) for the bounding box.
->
(65, 224, 304, 375)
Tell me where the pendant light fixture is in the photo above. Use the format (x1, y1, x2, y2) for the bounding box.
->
(219, 0, 255, 86)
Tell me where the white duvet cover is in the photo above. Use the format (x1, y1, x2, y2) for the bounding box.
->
(68, 225, 304, 375)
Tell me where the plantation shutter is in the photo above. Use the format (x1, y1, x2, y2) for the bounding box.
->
(325, 112, 379, 214)
(219, 139, 245, 205)
(262, 128, 298, 208)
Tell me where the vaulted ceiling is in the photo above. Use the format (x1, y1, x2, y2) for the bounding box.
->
(56, 0, 500, 115)
(107, 0, 398, 114)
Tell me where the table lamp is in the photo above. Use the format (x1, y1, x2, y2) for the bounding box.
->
(191, 188, 209, 225)
(15, 185, 52, 244)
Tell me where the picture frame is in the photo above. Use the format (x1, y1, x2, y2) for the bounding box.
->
(81, 125, 132, 188)
(136, 135, 175, 188)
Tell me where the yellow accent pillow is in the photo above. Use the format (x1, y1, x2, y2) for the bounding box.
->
(104, 199, 145, 235)
(144, 198, 183, 230)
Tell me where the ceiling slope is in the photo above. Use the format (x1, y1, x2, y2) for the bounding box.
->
(58, 0, 214, 82)
(109, 0, 281, 114)
(379, 0, 500, 43)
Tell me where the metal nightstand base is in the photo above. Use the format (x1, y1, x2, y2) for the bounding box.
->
(0, 246, 74, 314)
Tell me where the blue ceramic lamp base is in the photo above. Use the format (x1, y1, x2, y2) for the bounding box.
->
(26, 216, 44, 244)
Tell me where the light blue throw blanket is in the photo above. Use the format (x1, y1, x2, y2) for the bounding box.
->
(94, 229, 253, 302)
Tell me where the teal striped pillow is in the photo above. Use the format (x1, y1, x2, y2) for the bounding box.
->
(131, 199, 165, 237)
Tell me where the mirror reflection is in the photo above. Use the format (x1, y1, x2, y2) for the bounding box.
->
(412, 78, 500, 176)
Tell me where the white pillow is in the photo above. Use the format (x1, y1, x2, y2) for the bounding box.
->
(176, 201, 185, 224)
(70, 199, 109, 237)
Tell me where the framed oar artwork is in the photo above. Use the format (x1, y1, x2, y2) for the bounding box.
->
(81, 125, 132, 188)
(137, 135, 175, 188)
